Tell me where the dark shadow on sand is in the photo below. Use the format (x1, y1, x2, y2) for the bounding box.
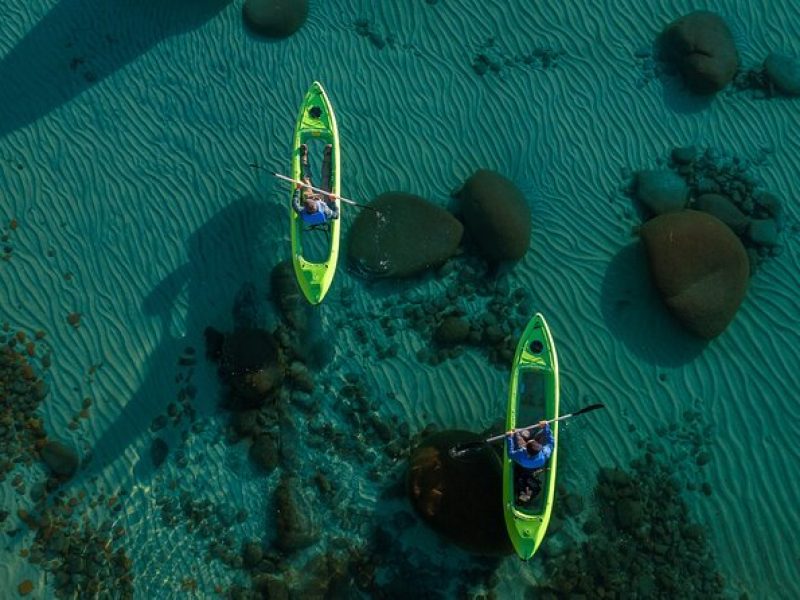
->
(658, 73, 714, 114)
(81, 195, 273, 486)
(600, 242, 707, 367)
(0, 0, 232, 138)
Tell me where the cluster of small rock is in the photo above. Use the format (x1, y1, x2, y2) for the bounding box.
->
(0, 326, 49, 481)
(632, 144, 786, 273)
(2, 218, 18, 262)
(23, 495, 133, 598)
(532, 452, 727, 598)
(193, 268, 438, 596)
(472, 37, 564, 76)
(624, 143, 789, 338)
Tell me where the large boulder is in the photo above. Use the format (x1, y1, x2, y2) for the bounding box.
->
(639, 210, 749, 339)
(658, 11, 739, 94)
(220, 328, 285, 409)
(275, 475, 319, 551)
(635, 170, 689, 215)
(454, 170, 531, 262)
(348, 193, 463, 278)
(41, 440, 79, 479)
(763, 53, 800, 96)
(243, 0, 308, 38)
(407, 430, 512, 555)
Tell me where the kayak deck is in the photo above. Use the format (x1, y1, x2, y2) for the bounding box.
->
(503, 312, 560, 560)
(289, 81, 341, 305)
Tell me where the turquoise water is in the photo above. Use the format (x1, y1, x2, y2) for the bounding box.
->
(1, 1, 799, 598)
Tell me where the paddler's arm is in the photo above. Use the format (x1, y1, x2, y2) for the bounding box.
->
(324, 196, 339, 220)
(292, 186, 306, 214)
(539, 423, 554, 461)
(505, 432, 525, 461)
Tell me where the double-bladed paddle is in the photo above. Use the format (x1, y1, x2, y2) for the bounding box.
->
(448, 403, 606, 458)
(249, 163, 381, 214)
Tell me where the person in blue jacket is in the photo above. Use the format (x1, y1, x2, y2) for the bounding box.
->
(292, 143, 339, 226)
(506, 421, 554, 503)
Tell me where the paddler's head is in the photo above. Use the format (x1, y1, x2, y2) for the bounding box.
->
(304, 198, 318, 213)
(525, 439, 543, 455)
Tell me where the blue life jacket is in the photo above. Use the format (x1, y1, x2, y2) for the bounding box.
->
(300, 209, 327, 226)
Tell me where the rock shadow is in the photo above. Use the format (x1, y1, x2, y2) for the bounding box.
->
(600, 242, 707, 366)
(0, 0, 232, 139)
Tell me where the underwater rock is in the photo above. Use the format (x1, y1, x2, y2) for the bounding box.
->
(219, 328, 285, 410)
(249, 433, 279, 472)
(639, 210, 749, 339)
(150, 438, 169, 469)
(658, 11, 738, 94)
(434, 316, 471, 345)
(274, 475, 319, 551)
(243, 0, 308, 38)
(270, 260, 308, 333)
(754, 192, 783, 221)
(763, 53, 800, 96)
(407, 430, 511, 555)
(347, 193, 463, 278)
(747, 218, 779, 247)
(454, 169, 531, 262)
(635, 170, 689, 215)
(693, 193, 749, 234)
(41, 440, 79, 478)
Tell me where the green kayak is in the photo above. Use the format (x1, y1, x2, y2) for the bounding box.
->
(289, 81, 341, 305)
(503, 312, 560, 560)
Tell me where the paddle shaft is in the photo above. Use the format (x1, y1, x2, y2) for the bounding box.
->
(271, 172, 379, 213)
(484, 411, 582, 445)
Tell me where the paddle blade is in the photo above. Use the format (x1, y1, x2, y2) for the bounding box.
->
(448, 441, 485, 459)
(571, 403, 605, 416)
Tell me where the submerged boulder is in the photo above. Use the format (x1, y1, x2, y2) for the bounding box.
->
(243, 0, 308, 38)
(639, 210, 749, 338)
(348, 193, 463, 278)
(763, 53, 800, 96)
(635, 170, 689, 215)
(41, 440, 79, 479)
(454, 169, 531, 262)
(407, 430, 511, 555)
(220, 328, 285, 409)
(658, 11, 738, 94)
(275, 475, 319, 551)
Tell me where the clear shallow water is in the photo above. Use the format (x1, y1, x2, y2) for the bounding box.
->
(1, 1, 799, 598)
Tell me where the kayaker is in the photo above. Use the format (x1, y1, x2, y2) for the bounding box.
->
(506, 421, 554, 471)
(506, 422, 553, 503)
(292, 143, 339, 225)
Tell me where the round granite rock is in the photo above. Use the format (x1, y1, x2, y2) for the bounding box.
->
(40, 440, 79, 479)
(658, 11, 738, 94)
(454, 169, 531, 262)
(639, 210, 749, 339)
(763, 53, 800, 96)
(243, 0, 308, 38)
(635, 170, 689, 215)
(407, 430, 511, 555)
(347, 192, 463, 278)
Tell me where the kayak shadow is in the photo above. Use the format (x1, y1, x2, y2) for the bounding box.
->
(81, 195, 275, 487)
(0, 0, 232, 139)
(600, 242, 707, 367)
